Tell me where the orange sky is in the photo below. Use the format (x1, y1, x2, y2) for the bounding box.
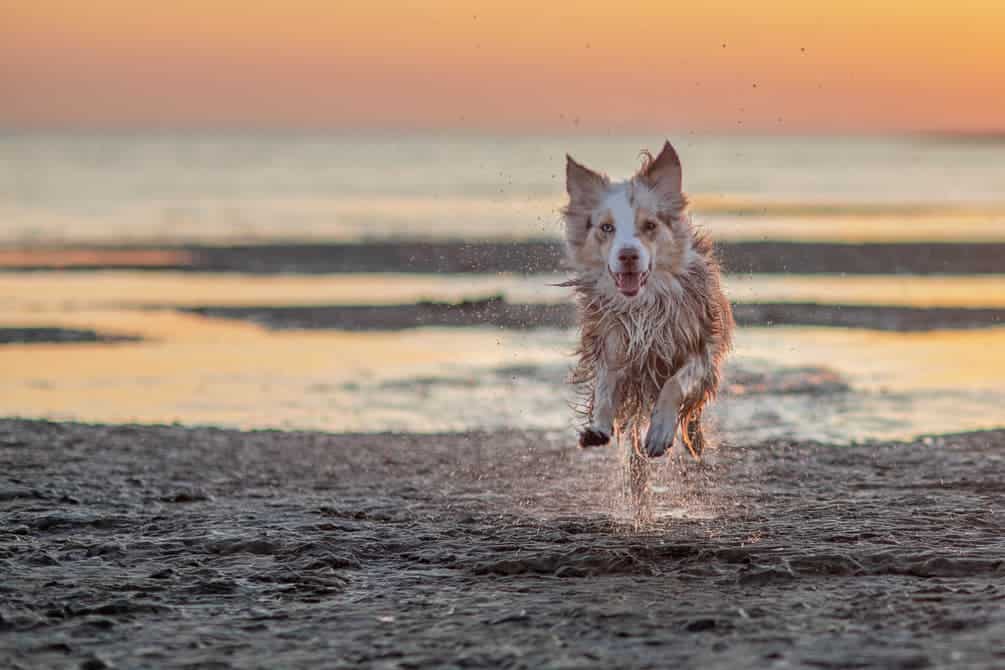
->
(2, 1, 1004, 132)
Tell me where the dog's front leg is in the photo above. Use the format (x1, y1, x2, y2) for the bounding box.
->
(643, 355, 705, 457)
(579, 366, 620, 447)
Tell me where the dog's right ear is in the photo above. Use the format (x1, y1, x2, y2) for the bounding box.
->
(641, 140, 683, 199)
(566, 155, 607, 205)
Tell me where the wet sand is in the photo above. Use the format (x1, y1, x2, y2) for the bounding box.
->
(7, 301, 1000, 347)
(182, 299, 1005, 332)
(2, 419, 1003, 669)
(3, 240, 1004, 275)
(0, 328, 140, 346)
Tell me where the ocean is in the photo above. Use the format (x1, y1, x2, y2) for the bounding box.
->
(3, 132, 1005, 244)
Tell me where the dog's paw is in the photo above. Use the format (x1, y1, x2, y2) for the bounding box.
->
(643, 419, 677, 458)
(578, 428, 611, 448)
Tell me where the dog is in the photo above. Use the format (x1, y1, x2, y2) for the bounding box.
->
(562, 141, 733, 459)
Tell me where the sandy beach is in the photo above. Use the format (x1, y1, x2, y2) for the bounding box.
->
(2, 419, 1003, 669)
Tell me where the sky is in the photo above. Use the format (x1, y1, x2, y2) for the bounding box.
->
(2, 1, 1004, 133)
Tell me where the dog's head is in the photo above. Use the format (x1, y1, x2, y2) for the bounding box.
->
(563, 141, 690, 299)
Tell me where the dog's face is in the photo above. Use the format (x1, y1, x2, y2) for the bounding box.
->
(563, 142, 689, 299)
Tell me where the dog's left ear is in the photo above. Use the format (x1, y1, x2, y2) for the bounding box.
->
(642, 140, 682, 198)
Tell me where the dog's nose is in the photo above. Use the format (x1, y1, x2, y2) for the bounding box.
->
(617, 248, 640, 266)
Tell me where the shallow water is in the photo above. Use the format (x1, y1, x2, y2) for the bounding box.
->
(2, 299, 1003, 442)
(3, 269, 1005, 440)
(0, 272, 571, 308)
(6, 271, 1005, 310)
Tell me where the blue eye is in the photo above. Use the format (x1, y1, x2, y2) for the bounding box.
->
(600, 222, 615, 233)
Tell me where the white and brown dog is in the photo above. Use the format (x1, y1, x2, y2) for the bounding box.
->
(562, 141, 733, 458)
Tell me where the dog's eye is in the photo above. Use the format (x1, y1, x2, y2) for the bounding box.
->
(643, 220, 659, 232)
(599, 222, 615, 233)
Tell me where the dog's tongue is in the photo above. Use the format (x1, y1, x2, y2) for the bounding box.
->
(616, 272, 642, 294)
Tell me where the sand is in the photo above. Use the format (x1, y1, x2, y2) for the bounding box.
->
(0, 329, 140, 346)
(2, 419, 1003, 669)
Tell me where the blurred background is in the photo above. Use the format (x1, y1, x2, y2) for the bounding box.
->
(2, 1, 1003, 442)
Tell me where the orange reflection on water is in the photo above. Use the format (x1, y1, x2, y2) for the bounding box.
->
(5, 272, 1005, 312)
(737, 327, 1005, 392)
(0, 310, 563, 430)
(0, 272, 569, 309)
(1, 303, 1003, 436)
(728, 274, 1005, 308)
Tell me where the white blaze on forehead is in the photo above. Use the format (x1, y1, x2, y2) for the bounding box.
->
(602, 184, 650, 272)
(603, 186, 635, 240)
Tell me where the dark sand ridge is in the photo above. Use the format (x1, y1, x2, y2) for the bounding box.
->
(2, 240, 1004, 274)
(1, 419, 1003, 668)
(0, 328, 141, 346)
(182, 298, 1005, 332)
(5, 301, 1002, 345)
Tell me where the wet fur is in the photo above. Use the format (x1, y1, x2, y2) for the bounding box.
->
(563, 143, 734, 458)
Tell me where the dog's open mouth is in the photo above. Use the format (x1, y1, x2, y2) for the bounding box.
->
(611, 270, 649, 297)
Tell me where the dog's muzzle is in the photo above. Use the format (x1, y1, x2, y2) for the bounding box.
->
(611, 269, 650, 297)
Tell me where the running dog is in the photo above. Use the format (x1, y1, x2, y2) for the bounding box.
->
(562, 141, 734, 458)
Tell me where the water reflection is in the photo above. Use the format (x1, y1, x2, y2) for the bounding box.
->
(1, 307, 1002, 442)
(5, 272, 1005, 311)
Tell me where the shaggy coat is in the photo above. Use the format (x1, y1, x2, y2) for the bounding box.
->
(562, 142, 733, 458)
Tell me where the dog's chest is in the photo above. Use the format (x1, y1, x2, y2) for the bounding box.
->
(608, 299, 690, 381)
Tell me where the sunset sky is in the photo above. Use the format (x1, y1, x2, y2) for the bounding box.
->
(3, 1, 1004, 133)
